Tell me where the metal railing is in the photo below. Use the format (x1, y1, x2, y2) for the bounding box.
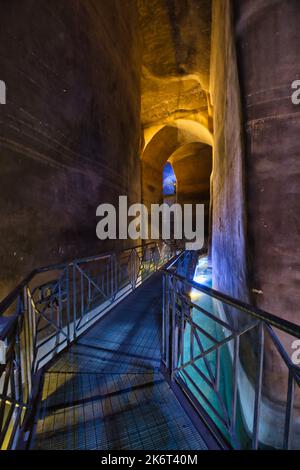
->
(162, 251, 300, 450)
(0, 241, 176, 449)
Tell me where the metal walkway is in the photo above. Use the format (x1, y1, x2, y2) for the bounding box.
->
(30, 274, 208, 450)
(2, 244, 299, 450)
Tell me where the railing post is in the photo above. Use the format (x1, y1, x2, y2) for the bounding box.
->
(22, 287, 32, 399)
(230, 334, 240, 447)
(114, 253, 118, 295)
(15, 310, 23, 403)
(65, 266, 71, 344)
(110, 255, 114, 298)
(283, 370, 295, 450)
(162, 273, 168, 366)
(131, 249, 136, 288)
(252, 321, 264, 449)
(171, 278, 178, 381)
(73, 263, 77, 341)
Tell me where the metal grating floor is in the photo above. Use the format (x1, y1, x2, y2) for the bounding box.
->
(31, 274, 208, 450)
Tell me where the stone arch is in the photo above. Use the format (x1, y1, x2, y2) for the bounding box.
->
(141, 119, 212, 210)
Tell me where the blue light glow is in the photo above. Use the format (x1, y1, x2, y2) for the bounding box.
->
(190, 256, 212, 300)
(162, 162, 176, 196)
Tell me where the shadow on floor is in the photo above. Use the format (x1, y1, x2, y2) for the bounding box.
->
(31, 274, 208, 450)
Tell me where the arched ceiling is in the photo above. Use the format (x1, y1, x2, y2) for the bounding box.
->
(168, 141, 211, 164)
(138, 0, 212, 133)
(170, 142, 212, 190)
(139, 0, 213, 210)
(142, 120, 212, 169)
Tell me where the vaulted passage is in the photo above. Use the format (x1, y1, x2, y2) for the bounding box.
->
(1, 0, 300, 452)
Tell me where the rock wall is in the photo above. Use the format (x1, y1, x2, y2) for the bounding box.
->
(234, 0, 300, 325)
(210, 0, 300, 447)
(210, 0, 249, 302)
(0, 0, 141, 299)
(233, 1, 300, 444)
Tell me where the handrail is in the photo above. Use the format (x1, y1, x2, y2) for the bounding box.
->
(162, 251, 300, 450)
(163, 265, 300, 339)
(0, 241, 159, 317)
(0, 240, 176, 449)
